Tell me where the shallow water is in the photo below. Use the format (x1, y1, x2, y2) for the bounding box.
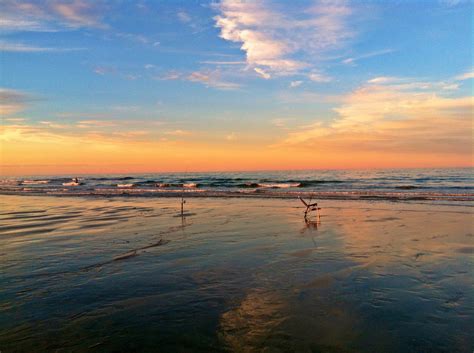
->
(0, 196, 473, 352)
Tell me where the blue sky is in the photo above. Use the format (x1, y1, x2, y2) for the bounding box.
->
(1, 0, 473, 174)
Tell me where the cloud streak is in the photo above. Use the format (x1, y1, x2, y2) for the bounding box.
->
(0, 41, 85, 53)
(0, 88, 33, 115)
(342, 48, 395, 65)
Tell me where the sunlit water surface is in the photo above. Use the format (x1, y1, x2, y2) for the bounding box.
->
(0, 195, 472, 352)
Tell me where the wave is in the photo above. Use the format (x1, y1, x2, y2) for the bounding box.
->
(258, 183, 301, 188)
(21, 180, 50, 185)
(117, 184, 135, 188)
(156, 183, 199, 188)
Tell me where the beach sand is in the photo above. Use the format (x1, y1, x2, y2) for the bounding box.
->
(0, 195, 472, 352)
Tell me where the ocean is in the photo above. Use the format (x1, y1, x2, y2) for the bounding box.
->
(1, 168, 473, 202)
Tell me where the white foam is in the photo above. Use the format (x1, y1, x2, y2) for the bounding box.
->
(258, 183, 301, 188)
(22, 180, 50, 185)
(117, 183, 135, 188)
(62, 182, 80, 186)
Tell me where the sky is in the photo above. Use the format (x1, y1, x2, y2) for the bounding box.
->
(0, 0, 473, 175)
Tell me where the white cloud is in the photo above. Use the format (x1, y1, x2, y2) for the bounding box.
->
(367, 76, 400, 84)
(309, 72, 332, 82)
(290, 81, 303, 88)
(213, 0, 353, 77)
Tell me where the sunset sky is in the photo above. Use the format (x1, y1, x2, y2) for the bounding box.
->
(1, 0, 473, 175)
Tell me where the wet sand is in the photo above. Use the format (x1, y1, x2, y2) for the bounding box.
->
(0, 195, 473, 352)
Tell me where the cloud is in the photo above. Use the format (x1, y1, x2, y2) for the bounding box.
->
(455, 70, 474, 81)
(272, 118, 295, 128)
(93, 66, 109, 75)
(213, 0, 353, 77)
(158, 70, 182, 81)
(0, 0, 106, 32)
(0, 88, 33, 115)
(39, 121, 68, 129)
(76, 120, 116, 128)
(309, 72, 332, 82)
(342, 48, 394, 65)
(254, 67, 271, 79)
(165, 129, 192, 136)
(177, 11, 191, 23)
(114, 32, 152, 45)
(176, 9, 206, 32)
(187, 70, 241, 90)
(290, 81, 303, 88)
(0, 41, 85, 52)
(51, 0, 104, 28)
(278, 76, 473, 157)
(367, 76, 400, 84)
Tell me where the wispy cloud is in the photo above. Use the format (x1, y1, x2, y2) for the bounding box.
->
(455, 69, 474, 81)
(176, 9, 206, 33)
(0, 0, 107, 32)
(0, 88, 33, 115)
(309, 71, 333, 82)
(0, 41, 85, 53)
(76, 120, 117, 128)
(165, 129, 192, 137)
(213, 0, 353, 78)
(177, 11, 192, 23)
(187, 70, 241, 89)
(156, 69, 240, 90)
(254, 67, 271, 79)
(51, 0, 105, 28)
(342, 48, 394, 65)
(112, 32, 160, 47)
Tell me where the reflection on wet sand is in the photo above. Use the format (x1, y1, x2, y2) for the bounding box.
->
(0, 196, 472, 352)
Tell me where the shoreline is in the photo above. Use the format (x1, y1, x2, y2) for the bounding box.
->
(1, 189, 473, 203)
